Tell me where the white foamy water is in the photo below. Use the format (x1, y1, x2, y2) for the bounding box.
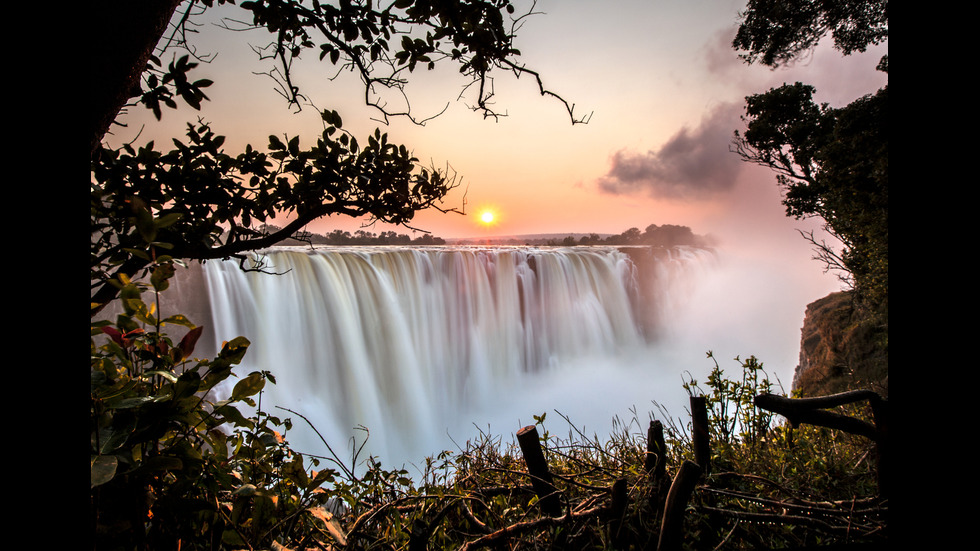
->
(185, 244, 780, 469)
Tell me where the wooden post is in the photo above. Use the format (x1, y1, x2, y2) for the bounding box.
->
(690, 396, 710, 475)
(657, 460, 703, 551)
(644, 419, 670, 527)
(408, 519, 428, 551)
(645, 419, 667, 481)
(608, 478, 628, 549)
(516, 425, 562, 517)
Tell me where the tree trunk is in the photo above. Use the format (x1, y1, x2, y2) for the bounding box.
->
(90, 0, 185, 157)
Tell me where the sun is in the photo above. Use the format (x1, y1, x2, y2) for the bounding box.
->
(480, 210, 495, 224)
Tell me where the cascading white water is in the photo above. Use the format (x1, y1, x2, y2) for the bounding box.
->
(198, 245, 715, 466)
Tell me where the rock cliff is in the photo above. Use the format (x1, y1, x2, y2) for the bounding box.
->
(793, 291, 888, 398)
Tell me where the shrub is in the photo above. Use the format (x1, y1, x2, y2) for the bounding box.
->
(672, 353, 884, 548)
(91, 261, 341, 550)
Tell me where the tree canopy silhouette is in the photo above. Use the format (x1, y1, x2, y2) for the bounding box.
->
(731, 0, 887, 310)
(90, 0, 585, 315)
(732, 0, 888, 69)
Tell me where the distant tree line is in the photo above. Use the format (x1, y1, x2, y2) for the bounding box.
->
(262, 224, 447, 246)
(537, 223, 711, 248)
(264, 222, 709, 248)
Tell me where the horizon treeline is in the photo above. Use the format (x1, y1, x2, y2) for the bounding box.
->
(531, 223, 713, 248)
(267, 225, 448, 246)
(264, 222, 711, 248)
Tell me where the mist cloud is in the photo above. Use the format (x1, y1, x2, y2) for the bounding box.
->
(597, 102, 744, 200)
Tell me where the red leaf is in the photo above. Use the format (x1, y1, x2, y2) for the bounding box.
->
(102, 326, 124, 346)
(177, 326, 205, 361)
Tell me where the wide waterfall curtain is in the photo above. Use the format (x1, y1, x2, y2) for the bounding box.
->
(198, 246, 714, 464)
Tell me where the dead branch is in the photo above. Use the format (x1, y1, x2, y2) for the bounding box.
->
(754, 392, 884, 442)
(456, 501, 608, 551)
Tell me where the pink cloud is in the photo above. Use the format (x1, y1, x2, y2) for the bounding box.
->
(596, 102, 745, 200)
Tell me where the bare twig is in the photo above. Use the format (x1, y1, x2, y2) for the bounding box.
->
(277, 406, 356, 480)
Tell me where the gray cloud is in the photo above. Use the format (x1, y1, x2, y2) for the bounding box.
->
(597, 102, 745, 200)
(703, 27, 745, 81)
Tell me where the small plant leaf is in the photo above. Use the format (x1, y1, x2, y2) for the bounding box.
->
(231, 371, 266, 400)
(91, 455, 118, 488)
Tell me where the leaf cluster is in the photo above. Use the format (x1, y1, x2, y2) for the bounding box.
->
(730, 0, 887, 316)
(683, 353, 778, 450)
(733, 0, 888, 68)
(166, 0, 553, 123)
(92, 264, 339, 549)
(139, 53, 214, 120)
(732, 83, 887, 310)
(91, 114, 457, 311)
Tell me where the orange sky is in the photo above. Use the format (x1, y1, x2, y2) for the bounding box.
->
(106, 0, 886, 255)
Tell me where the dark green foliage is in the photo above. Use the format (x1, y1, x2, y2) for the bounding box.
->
(686, 353, 778, 449)
(91, 118, 455, 309)
(139, 54, 213, 119)
(607, 223, 707, 247)
(731, 0, 887, 317)
(733, 0, 888, 68)
(125, 0, 543, 124)
(733, 83, 887, 310)
(91, 263, 340, 549)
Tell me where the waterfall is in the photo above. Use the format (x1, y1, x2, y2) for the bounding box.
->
(194, 245, 715, 465)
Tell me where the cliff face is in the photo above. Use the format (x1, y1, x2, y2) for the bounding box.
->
(793, 291, 888, 398)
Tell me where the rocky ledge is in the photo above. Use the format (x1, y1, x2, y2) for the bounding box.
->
(793, 291, 888, 398)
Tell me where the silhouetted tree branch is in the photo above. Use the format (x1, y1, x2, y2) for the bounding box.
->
(91, 0, 586, 315)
